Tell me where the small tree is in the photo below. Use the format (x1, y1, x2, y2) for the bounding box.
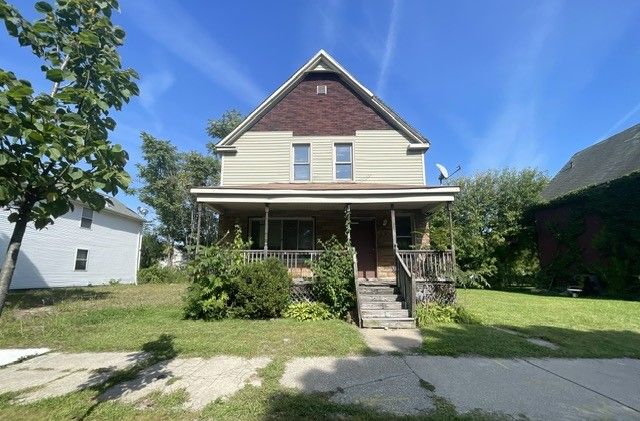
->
(206, 109, 244, 153)
(0, 0, 138, 313)
(311, 237, 355, 317)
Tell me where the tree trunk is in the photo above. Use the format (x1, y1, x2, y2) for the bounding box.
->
(0, 207, 31, 316)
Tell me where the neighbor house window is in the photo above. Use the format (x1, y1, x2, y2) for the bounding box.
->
(249, 218, 314, 250)
(74, 249, 88, 271)
(292, 144, 310, 181)
(80, 207, 93, 229)
(395, 216, 413, 250)
(335, 143, 353, 180)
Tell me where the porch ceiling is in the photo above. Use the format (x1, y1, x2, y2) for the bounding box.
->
(191, 185, 460, 213)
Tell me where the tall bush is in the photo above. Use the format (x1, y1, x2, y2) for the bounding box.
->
(311, 237, 355, 317)
(233, 258, 291, 319)
(183, 226, 246, 320)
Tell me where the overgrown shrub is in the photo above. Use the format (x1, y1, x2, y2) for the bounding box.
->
(232, 259, 291, 319)
(311, 237, 355, 317)
(415, 303, 478, 326)
(284, 302, 333, 321)
(183, 227, 247, 320)
(138, 265, 188, 284)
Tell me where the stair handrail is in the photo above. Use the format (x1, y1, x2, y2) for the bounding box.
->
(395, 249, 416, 319)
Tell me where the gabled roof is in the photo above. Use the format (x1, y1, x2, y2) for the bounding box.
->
(215, 50, 430, 151)
(542, 123, 640, 201)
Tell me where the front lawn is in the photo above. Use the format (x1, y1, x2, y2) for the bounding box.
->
(420, 289, 640, 358)
(0, 284, 367, 357)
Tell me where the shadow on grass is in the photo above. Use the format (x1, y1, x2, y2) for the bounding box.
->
(6, 288, 112, 310)
(420, 323, 640, 358)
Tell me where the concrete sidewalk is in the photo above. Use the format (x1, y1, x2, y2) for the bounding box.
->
(281, 356, 640, 419)
(0, 349, 638, 419)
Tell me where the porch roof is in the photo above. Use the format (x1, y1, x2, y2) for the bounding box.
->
(191, 183, 460, 212)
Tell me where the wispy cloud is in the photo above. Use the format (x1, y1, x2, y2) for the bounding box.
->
(316, 0, 344, 51)
(604, 100, 640, 136)
(466, 1, 562, 171)
(125, 1, 265, 105)
(376, 0, 400, 97)
(138, 70, 175, 112)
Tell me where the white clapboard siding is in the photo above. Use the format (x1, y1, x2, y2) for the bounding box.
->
(0, 205, 143, 289)
(222, 130, 425, 185)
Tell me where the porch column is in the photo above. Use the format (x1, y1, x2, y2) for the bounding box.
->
(390, 204, 397, 252)
(447, 202, 456, 272)
(195, 203, 202, 254)
(263, 204, 269, 257)
(344, 204, 351, 245)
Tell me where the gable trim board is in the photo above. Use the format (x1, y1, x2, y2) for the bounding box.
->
(215, 50, 429, 151)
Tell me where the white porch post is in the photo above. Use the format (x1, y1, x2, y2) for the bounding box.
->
(345, 204, 351, 244)
(447, 202, 456, 273)
(263, 204, 269, 258)
(390, 203, 397, 252)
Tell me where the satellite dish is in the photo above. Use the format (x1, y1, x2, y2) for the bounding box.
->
(436, 163, 462, 184)
(137, 206, 149, 217)
(436, 163, 449, 183)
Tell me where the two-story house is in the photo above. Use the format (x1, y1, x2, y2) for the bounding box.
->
(1, 197, 144, 289)
(191, 50, 459, 327)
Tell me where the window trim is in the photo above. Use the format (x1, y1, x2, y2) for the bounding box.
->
(291, 142, 312, 183)
(74, 248, 89, 271)
(333, 142, 354, 181)
(80, 206, 93, 229)
(248, 217, 315, 250)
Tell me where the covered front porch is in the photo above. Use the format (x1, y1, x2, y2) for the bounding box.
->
(191, 183, 460, 326)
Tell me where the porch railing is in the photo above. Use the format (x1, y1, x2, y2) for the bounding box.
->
(242, 250, 322, 279)
(395, 250, 416, 318)
(397, 250, 455, 282)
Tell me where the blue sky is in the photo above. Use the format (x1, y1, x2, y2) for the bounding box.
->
(2, 0, 640, 217)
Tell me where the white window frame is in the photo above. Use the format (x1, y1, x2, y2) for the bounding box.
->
(333, 142, 354, 181)
(74, 248, 89, 271)
(248, 217, 315, 250)
(80, 206, 93, 229)
(291, 142, 312, 183)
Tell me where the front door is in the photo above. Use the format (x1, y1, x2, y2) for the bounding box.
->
(351, 219, 377, 278)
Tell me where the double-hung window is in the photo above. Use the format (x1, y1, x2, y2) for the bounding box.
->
(335, 143, 353, 181)
(395, 216, 413, 250)
(292, 144, 310, 182)
(249, 218, 314, 250)
(74, 249, 89, 271)
(80, 207, 93, 229)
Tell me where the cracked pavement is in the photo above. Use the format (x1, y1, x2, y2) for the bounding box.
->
(281, 355, 640, 419)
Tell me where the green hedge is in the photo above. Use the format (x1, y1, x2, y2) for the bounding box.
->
(138, 265, 188, 284)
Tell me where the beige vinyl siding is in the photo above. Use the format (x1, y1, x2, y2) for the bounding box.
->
(222, 130, 425, 186)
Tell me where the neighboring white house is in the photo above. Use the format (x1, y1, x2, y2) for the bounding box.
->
(0, 197, 144, 289)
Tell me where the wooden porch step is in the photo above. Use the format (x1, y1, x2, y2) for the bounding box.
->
(361, 309, 410, 318)
(357, 286, 398, 295)
(361, 317, 416, 329)
(359, 294, 403, 302)
(359, 301, 404, 310)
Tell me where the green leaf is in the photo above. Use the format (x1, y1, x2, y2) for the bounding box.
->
(48, 147, 61, 160)
(78, 31, 100, 47)
(69, 169, 84, 180)
(34, 1, 53, 13)
(115, 171, 131, 187)
(45, 68, 64, 82)
(7, 84, 33, 101)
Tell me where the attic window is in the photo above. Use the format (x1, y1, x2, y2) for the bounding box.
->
(316, 85, 327, 95)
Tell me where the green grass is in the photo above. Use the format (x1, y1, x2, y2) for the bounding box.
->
(420, 289, 640, 358)
(0, 284, 367, 357)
